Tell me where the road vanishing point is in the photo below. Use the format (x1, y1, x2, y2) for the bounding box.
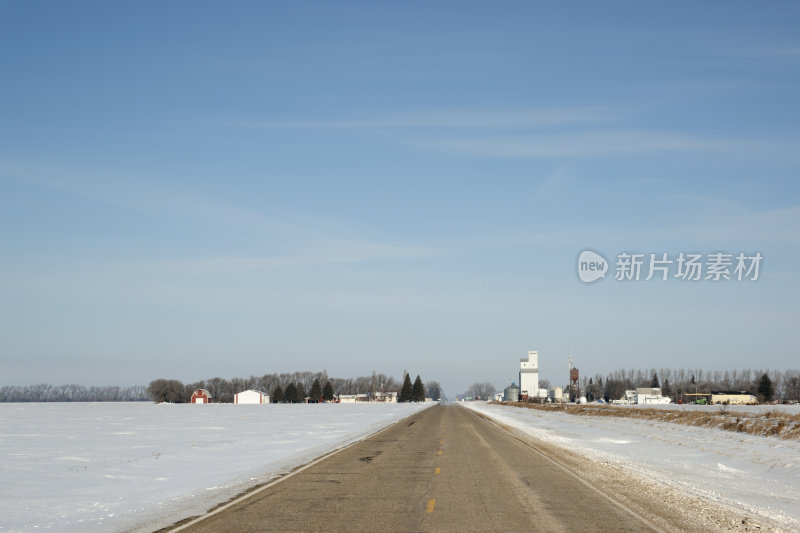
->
(167, 405, 669, 533)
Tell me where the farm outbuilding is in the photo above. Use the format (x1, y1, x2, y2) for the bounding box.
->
(710, 392, 758, 405)
(371, 391, 397, 403)
(191, 389, 212, 404)
(337, 394, 369, 403)
(636, 387, 672, 405)
(613, 388, 671, 405)
(234, 390, 270, 404)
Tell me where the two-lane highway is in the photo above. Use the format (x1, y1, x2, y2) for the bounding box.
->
(170, 405, 659, 532)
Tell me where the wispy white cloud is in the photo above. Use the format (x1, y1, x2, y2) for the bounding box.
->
(224, 106, 800, 164)
(145, 241, 432, 276)
(412, 129, 798, 161)
(0, 157, 433, 272)
(533, 168, 578, 197)
(652, 204, 800, 247)
(748, 45, 800, 58)
(0, 157, 352, 241)
(232, 107, 623, 130)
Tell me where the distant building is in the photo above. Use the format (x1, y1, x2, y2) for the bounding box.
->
(636, 387, 671, 404)
(371, 391, 398, 403)
(338, 394, 370, 403)
(551, 386, 564, 403)
(519, 351, 539, 399)
(710, 392, 758, 405)
(191, 389, 212, 404)
(234, 390, 269, 404)
(613, 388, 671, 405)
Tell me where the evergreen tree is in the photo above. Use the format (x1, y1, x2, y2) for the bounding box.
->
(758, 373, 774, 403)
(412, 375, 425, 402)
(296, 383, 307, 403)
(285, 383, 298, 403)
(272, 385, 284, 403)
(651, 372, 660, 388)
(662, 379, 672, 399)
(323, 381, 334, 402)
(399, 373, 413, 402)
(309, 379, 322, 403)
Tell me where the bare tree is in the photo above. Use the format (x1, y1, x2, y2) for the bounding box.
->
(147, 379, 184, 403)
(425, 381, 444, 401)
(465, 382, 496, 400)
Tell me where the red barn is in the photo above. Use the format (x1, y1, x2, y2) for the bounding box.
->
(191, 389, 212, 404)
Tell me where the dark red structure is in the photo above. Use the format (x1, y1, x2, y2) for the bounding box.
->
(191, 389, 212, 404)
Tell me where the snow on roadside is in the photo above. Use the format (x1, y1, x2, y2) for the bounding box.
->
(0, 402, 429, 533)
(462, 401, 800, 530)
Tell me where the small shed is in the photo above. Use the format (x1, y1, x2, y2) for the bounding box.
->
(191, 389, 212, 404)
(235, 390, 270, 404)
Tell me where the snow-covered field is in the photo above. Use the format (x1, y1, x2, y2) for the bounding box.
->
(0, 402, 429, 532)
(463, 402, 800, 530)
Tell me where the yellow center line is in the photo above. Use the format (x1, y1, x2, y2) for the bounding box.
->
(434, 467, 440, 474)
(426, 498, 436, 513)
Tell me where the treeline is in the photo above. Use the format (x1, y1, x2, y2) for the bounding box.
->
(462, 379, 552, 400)
(464, 381, 497, 400)
(578, 368, 800, 403)
(146, 370, 443, 404)
(0, 384, 148, 402)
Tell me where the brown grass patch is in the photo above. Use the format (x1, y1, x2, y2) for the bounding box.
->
(492, 402, 800, 441)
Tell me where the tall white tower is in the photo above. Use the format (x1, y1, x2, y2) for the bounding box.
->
(519, 350, 539, 398)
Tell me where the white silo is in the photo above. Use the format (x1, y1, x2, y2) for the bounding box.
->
(553, 386, 563, 403)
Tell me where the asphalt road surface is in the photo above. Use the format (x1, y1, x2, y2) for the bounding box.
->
(171, 405, 658, 532)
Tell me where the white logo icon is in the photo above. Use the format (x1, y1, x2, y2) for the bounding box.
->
(578, 250, 608, 283)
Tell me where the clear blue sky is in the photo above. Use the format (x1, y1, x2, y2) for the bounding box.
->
(1, 1, 799, 397)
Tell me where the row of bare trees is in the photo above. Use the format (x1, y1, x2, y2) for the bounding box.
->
(146, 371, 444, 404)
(0, 384, 148, 402)
(578, 368, 800, 403)
(464, 382, 497, 400)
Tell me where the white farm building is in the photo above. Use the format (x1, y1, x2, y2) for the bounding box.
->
(613, 388, 671, 405)
(234, 390, 270, 404)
